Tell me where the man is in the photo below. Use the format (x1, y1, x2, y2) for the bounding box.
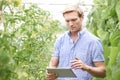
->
(46, 4, 106, 80)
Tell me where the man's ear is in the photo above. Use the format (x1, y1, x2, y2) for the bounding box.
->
(81, 15, 84, 19)
(80, 15, 84, 21)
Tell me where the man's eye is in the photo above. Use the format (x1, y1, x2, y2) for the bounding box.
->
(66, 20, 69, 22)
(72, 19, 77, 22)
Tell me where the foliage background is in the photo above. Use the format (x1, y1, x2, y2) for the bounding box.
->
(86, 0, 120, 80)
(0, 3, 62, 80)
(1, 0, 120, 80)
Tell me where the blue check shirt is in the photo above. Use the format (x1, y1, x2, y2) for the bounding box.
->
(52, 28, 104, 80)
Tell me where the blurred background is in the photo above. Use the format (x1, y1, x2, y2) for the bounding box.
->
(0, 0, 120, 80)
(22, 0, 93, 24)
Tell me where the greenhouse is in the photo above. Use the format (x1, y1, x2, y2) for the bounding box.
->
(0, 0, 120, 80)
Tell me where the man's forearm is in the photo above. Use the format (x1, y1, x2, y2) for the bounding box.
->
(48, 57, 59, 68)
(86, 65, 106, 78)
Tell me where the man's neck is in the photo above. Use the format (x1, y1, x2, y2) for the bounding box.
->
(70, 30, 81, 43)
(70, 28, 82, 37)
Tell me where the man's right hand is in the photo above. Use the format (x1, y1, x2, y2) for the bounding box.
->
(46, 72, 58, 80)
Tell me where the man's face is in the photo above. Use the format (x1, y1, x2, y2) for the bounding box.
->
(64, 11, 84, 33)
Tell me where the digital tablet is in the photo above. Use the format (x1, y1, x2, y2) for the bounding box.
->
(46, 67, 77, 78)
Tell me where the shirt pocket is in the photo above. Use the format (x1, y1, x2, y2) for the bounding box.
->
(75, 49, 88, 63)
(59, 46, 70, 61)
(59, 46, 71, 67)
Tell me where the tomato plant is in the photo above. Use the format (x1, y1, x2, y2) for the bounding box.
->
(0, 4, 62, 80)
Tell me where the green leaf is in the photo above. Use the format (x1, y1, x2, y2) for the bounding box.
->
(103, 46, 110, 64)
(110, 30, 120, 46)
(115, 1, 120, 21)
(112, 52, 120, 80)
(109, 47, 119, 66)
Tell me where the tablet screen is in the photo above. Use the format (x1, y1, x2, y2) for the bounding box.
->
(47, 67, 77, 78)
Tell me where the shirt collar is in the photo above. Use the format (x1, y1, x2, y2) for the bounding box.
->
(67, 27, 86, 37)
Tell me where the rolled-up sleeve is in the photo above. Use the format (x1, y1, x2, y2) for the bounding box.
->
(91, 39, 104, 62)
(52, 38, 61, 57)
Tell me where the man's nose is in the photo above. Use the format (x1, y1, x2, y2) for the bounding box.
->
(69, 21, 73, 26)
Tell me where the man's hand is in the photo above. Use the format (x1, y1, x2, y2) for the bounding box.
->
(70, 57, 106, 78)
(70, 58, 89, 71)
(46, 72, 58, 80)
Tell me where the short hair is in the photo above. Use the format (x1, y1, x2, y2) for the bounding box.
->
(62, 4, 84, 17)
